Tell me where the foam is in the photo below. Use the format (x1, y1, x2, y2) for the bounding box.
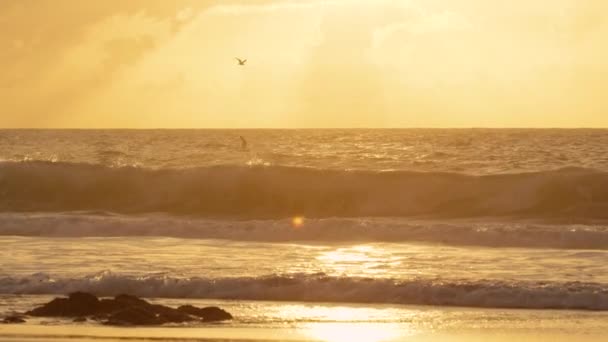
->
(2, 272, 606, 310)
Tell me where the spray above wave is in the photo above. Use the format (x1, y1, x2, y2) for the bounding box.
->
(2, 272, 607, 311)
(1, 161, 608, 220)
(2, 213, 608, 249)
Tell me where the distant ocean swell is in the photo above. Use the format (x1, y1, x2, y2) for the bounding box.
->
(1, 161, 608, 219)
(1, 273, 607, 311)
(1, 213, 607, 249)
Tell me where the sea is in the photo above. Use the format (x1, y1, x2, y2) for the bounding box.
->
(0, 129, 607, 341)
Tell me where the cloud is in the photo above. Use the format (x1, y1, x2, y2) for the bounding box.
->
(0, 0, 274, 126)
(0, 0, 239, 127)
(54, 0, 323, 128)
(372, 9, 472, 50)
(2, 0, 608, 128)
(207, 1, 322, 14)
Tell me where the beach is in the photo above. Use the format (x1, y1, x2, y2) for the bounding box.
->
(2, 296, 608, 341)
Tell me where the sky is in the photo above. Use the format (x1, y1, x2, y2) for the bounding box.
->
(1, 0, 607, 128)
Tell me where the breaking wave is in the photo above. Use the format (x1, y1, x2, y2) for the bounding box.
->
(1, 161, 608, 219)
(1, 213, 607, 249)
(1, 272, 607, 311)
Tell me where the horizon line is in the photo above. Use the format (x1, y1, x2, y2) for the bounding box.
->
(1, 127, 608, 130)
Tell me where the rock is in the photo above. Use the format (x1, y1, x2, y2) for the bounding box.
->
(102, 302, 194, 326)
(176, 305, 201, 316)
(27, 298, 88, 317)
(199, 307, 233, 322)
(177, 305, 233, 322)
(156, 308, 193, 324)
(98, 294, 150, 314)
(69, 292, 99, 305)
(27, 291, 100, 317)
(2, 315, 26, 324)
(155, 304, 192, 321)
(24, 292, 230, 326)
(114, 294, 150, 307)
(104, 306, 161, 326)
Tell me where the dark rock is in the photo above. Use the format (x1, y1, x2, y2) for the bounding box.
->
(69, 292, 99, 305)
(156, 308, 193, 324)
(98, 299, 121, 314)
(104, 306, 160, 326)
(2, 315, 26, 324)
(98, 294, 150, 314)
(177, 305, 233, 322)
(27, 298, 83, 317)
(200, 307, 233, 322)
(177, 305, 201, 316)
(24, 292, 230, 326)
(114, 294, 150, 307)
(27, 291, 100, 317)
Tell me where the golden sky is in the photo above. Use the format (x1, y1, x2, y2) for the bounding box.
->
(1, 0, 607, 128)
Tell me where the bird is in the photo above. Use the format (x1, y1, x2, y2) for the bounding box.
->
(235, 57, 247, 66)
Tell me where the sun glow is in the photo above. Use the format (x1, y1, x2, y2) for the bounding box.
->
(304, 323, 402, 342)
(292, 216, 305, 228)
(275, 305, 413, 342)
(317, 245, 398, 277)
(3, 0, 608, 128)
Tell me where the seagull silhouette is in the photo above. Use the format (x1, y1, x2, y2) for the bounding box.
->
(235, 57, 247, 66)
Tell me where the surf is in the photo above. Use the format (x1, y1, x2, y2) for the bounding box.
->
(1, 161, 608, 220)
(2, 272, 607, 311)
(1, 213, 607, 249)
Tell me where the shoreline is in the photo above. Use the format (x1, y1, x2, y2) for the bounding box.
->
(2, 323, 608, 342)
(2, 296, 608, 342)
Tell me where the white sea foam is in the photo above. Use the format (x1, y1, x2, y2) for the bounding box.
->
(1, 272, 607, 311)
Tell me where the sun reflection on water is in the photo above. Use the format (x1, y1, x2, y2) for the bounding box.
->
(276, 304, 413, 342)
(304, 323, 403, 342)
(316, 245, 400, 277)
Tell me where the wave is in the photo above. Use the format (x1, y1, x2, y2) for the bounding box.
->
(1, 272, 607, 311)
(1, 161, 608, 220)
(1, 213, 607, 249)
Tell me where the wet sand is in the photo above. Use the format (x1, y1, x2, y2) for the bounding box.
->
(2, 314, 607, 342)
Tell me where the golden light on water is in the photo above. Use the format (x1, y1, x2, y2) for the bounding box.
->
(318, 245, 378, 263)
(317, 245, 399, 277)
(275, 305, 411, 342)
(304, 323, 402, 342)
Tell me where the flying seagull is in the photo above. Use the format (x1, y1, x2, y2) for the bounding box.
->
(235, 57, 247, 66)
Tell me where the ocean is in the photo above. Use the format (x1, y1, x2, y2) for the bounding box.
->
(1, 129, 607, 341)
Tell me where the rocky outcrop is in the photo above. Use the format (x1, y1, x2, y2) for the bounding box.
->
(177, 305, 233, 322)
(27, 292, 99, 317)
(25, 292, 232, 326)
(2, 315, 26, 324)
(104, 306, 171, 326)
